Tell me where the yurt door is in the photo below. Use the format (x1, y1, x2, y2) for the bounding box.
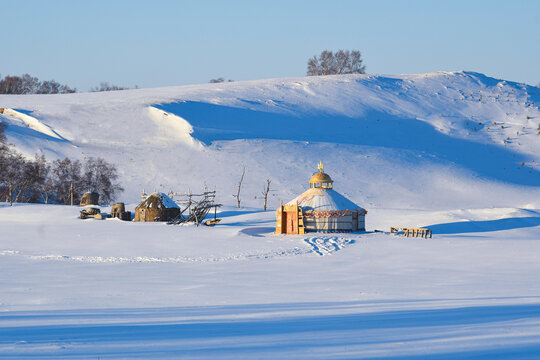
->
(286, 211, 298, 234)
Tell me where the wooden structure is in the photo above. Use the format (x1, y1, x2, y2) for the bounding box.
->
(167, 190, 222, 226)
(276, 162, 366, 234)
(134, 192, 180, 222)
(111, 202, 131, 221)
(275, 201, 305, 235)
(80, 206, 106, 220)
(303, 210, 365, 233)
(111, 202, 125, 218)
(390, 227, 432, 238)
(80, 191, 99, 206)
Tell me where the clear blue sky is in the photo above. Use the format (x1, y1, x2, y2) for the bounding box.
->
(1, 0, 539, 91)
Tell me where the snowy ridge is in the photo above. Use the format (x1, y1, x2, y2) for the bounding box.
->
(1, 71, 540, 210)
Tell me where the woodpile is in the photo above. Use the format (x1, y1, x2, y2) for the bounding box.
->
(80, 207, 106, 220)
(390, 227, 432, 238)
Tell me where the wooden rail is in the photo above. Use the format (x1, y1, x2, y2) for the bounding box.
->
(390, 227, 432, 238)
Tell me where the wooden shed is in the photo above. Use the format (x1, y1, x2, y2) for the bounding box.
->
(134, 192, 180, 222)
(276, 162, 366, 234)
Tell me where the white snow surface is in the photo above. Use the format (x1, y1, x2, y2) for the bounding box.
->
(1, 71, 540, 358)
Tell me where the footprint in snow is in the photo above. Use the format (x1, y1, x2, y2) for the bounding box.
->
(304, 236, 355, 256)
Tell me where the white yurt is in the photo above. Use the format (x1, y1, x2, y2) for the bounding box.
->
(276, 162, 366, 234)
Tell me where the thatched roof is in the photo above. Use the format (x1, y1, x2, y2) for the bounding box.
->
(138, 192, 179, 209)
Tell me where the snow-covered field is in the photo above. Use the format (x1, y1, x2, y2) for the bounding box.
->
(1, 71, 540, 358)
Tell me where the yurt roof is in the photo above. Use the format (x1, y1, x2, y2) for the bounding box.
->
(286, 188, 363, 212)
(139, 192, 180, 209)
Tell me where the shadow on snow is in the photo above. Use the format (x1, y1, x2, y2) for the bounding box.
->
(2, 301, 540, 358)
(426, 216, 540, 234)
(155, 101, 540, 187)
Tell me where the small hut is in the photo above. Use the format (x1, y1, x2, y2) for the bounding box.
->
(134, 192, 180, 222)
(276, 162, 367, 234)
(80, 191, 99, 206)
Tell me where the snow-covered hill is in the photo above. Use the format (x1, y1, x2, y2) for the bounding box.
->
(1, 71, 540, 210)
(2, 72, 540, 358)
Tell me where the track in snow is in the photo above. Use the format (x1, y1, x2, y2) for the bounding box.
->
(0, 248, 311, 263)
(303, 236, 355, 256)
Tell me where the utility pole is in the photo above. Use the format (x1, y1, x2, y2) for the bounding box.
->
(70, 182, 74, 206)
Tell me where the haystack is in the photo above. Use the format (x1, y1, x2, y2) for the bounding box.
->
(134, 192, 180, 222)
(80, 191, 99, 206)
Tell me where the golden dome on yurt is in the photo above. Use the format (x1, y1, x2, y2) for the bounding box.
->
(309, 163, 334, 189)
(276, 162, 367, 234)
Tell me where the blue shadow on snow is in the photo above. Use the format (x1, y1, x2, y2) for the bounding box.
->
(426, 216, 540, 234)
(1, 302, 540, 358)
(155, 101, 540, 187)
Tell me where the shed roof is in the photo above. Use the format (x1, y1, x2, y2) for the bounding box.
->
(138, 192, 179, 209)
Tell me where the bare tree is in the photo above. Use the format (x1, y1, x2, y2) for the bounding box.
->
(90, 82, 128, 92)
(82, 157, 124, 203)
(0, 74, 76, 94)
(307, 56, 320, 77)
(235, 167, 246, 208)
(31, 155, 53, 204)
(14, 157, 42, 203)
(334, 50, 348, 74)
(319, 50, 336, 75)
(348, 50, 366, 74)
(0, 75, 25, 94)
(307, 49, 366, 76)
(209, 78, 234, 83)
(20, 74, 41, 94)
(51, 158, 83, 205)
(0, 121, 7, 151)
(0, 151, 25, 205)
(262, 179, 271, 211)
